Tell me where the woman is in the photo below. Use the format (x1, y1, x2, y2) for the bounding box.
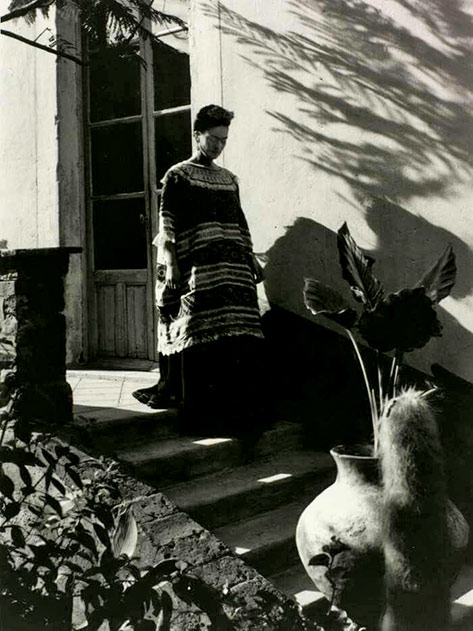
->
(133, 104, 270, 439)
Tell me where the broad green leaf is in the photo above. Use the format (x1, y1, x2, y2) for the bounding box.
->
(156, 591, 172, 631)
(127, 563, 142, 581)
(75, 530, 99, 556)
(145, 560, 178, 581)
(93, 522, 111, 549)
(66, 451, 81, 466)
(415, 244, 456, 304)
(0, 472, 15, 498)
(19, 465, 32, 488)
(54, 444, 70, 459)
(50, 476, 66, 496)
(10, 525, 25, 548)
(337, 223, 384, 308)
(113, 506, 138, 559)
(65, 561, 83, 573)
(4, 501, 21, 520)
(40, 447, 57, 468)
(328, 536, 350, 555)
(27, 504, 42, 518)
(304, 278, 358, 329)
(19, 451, 38, 466)
(0, 447, 13, 463)
(308, 552, 331, 567)
(45, 494, 64, 517)
(66, 465, 84, 489)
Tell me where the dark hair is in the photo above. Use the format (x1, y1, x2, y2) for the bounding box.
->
(193, 104, 234, 133)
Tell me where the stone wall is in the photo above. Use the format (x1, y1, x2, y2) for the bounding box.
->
(106, 466, 313, 630)
(0, 247, 81, 423)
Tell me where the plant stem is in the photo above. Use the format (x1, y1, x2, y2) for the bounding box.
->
(393, 351, 403, 395)
(347, 330, 378, 452)
(328, 555, 336, 609)
(1, 29, 86, 65)
(388, 355, 397, 400)
(376, 351, 384, 416)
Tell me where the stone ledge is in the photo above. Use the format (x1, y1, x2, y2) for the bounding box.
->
(0, 246, 82, 258)
(0, 247, 82, 275)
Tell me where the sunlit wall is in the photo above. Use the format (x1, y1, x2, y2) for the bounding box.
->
(191, 0, 473, 382)
(0, 3, 86, 363)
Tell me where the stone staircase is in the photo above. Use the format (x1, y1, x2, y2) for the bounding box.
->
(73, 403, 473, 628)
(74, 406, 334, 615)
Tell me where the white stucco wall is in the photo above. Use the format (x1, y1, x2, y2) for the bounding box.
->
(0, 5, 87, 363)
(0, 4, 60, 247)
(191, 0, 473, 383)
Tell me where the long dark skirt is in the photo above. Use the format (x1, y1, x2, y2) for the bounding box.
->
(136, 335, 272, 438)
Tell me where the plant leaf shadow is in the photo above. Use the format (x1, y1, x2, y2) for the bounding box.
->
(205, 0, 473, 201)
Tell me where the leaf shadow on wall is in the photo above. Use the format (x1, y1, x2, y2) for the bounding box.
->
(206, 0, 473, 200)
(203, 1, 473, 447)
(204, 0, 473, 365)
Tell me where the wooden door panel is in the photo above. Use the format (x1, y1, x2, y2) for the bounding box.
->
(126, 285, 148, 358)
(97, 285, 116, 355)
(96, 281, 149, 358)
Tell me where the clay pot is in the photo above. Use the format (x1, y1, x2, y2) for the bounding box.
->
(295, 445, 469, 629)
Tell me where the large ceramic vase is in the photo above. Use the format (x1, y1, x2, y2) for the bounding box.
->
(296, 444, 469, 629)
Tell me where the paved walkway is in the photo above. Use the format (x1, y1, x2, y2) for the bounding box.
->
(67, 369, 162, 423)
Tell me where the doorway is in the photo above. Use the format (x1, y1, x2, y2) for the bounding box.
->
(84, 1, 191, 360)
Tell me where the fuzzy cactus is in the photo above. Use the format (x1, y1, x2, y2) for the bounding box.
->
(379, 389, 451, 631)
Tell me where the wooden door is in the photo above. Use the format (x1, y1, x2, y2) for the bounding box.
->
(85, 44, 154, 359)
(84, 3, 191, 360)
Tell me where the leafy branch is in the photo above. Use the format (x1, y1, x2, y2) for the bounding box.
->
(308, 537, 366, 631)
(1, 0, 188, 65)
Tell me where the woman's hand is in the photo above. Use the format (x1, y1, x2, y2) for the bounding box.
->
(165, 261, 181, 289)
(162, 240, 180, 289)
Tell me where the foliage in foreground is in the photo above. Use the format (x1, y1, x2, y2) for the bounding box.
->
(0, 380, 369, 630)
(0, 392, 195, 630)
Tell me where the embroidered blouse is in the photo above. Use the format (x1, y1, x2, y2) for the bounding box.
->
(153, 161, 263, 355)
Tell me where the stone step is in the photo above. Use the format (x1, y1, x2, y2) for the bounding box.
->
(214, 499, 312, 576)
(271, 564, 323, 618)
(163, 450, 335, 529)
(73, 407, 179, 452)
(272, 562, 473, 627)
(116, 421, 305, 484)
(451, 564, 473, 629)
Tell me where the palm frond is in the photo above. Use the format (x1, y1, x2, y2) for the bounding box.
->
(4, 0, 187, 52)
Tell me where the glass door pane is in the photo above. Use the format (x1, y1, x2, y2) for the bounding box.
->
(91, 122, 144, 196)
(89, 47, 142, 122)
(154, 109, 192, 181)
(152, 38, 190, 110)
(93, 198, 148, 270)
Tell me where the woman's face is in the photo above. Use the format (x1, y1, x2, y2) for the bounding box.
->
(195, 125, 229, 160)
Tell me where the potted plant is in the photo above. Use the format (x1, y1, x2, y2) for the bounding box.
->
(295, 223, 469, 630)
